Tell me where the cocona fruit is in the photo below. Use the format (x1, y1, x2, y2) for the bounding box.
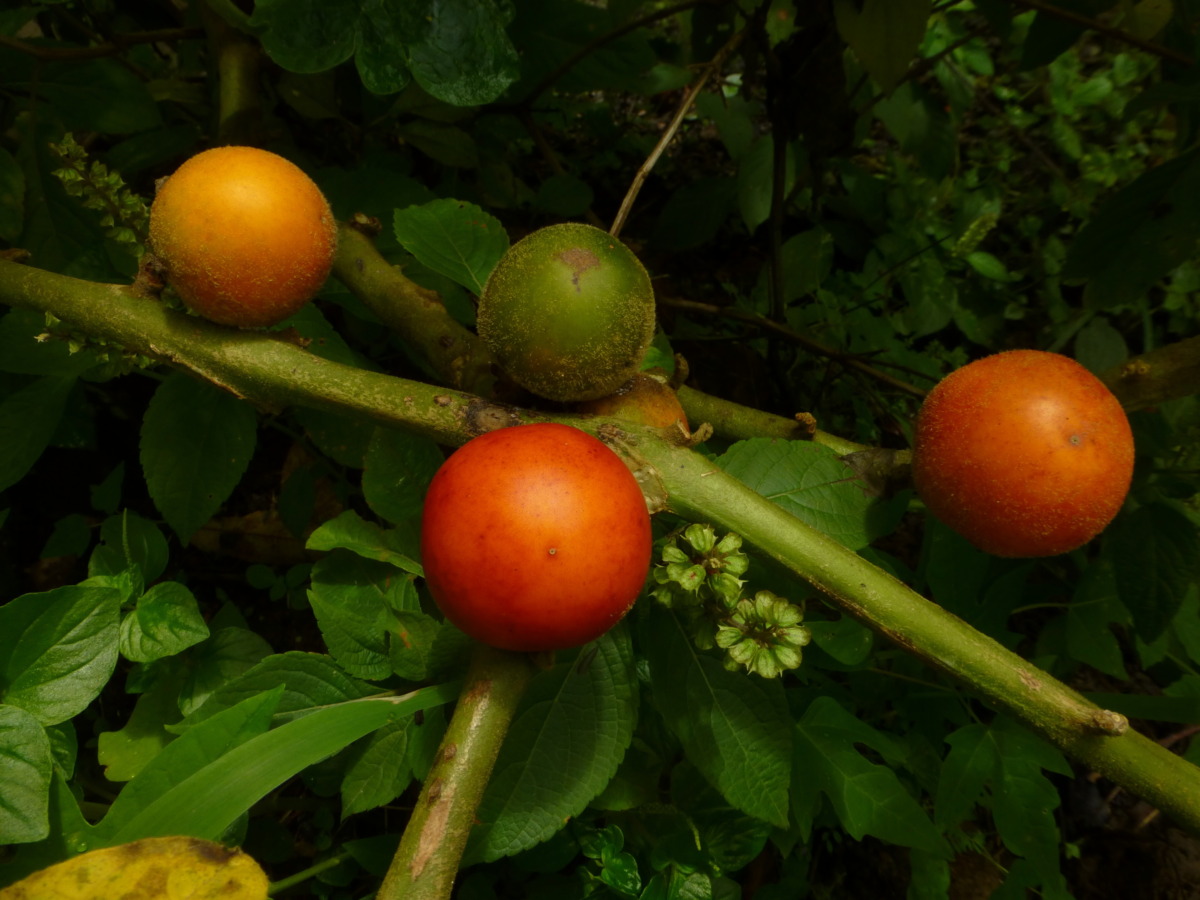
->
(477, 223, 656, 402)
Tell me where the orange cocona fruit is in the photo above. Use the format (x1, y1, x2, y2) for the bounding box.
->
(576, 371, 689, 433)
(148, 146, 337, 328)
(476, 223, 657, 402)
(911, 349, 1135, 558)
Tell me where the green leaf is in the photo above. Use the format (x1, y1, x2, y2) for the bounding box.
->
(833, 0, 932, 95)
(362, 426, 444, 525)
(393, 198, 509, 295)
(354, 2, 412, 95)
(1062, 149, 1200, 306)
(140, 372, 258, 543)
(0, 375, 74, 493)
(671, 762, 773, 872)
(1074, 316, 1129, 374)
(306, 510, 423, 575)
(101, 687, 454, 846)
(119, 582, 210, 663)
(308, 555, 413, 681)
(0, 704, 53, 844)
(0, 586, 120, 726)
(0, 310, 103, 376)
(642, 606, 792, 828)
(737, 136, 794, 233)
(652, 177, 738, 252)
(251, 0, 359, 73)
(988, 722, 1070, 880)
(97, 669, 185, 782)
(178, 652, 380, 731)
(0, 146, 24, 242)
(390, 610, 442, 682)
(396, 0, 520, 106)
(397, 121, 479, 168)
(177, 626, 274, 717)
(808, 617, 874, 667)
(340, 719, 412, 818)
(794, 696, 948, 854)
(509, 0, 657, 95)
(87, 509, 169, 587)
(23, 58, 161, 133)
(964, 250, 1015, 282)
(465, 627, 639, 863)
(1066, 562, 1129, 680)
(718, 438, 880, 551)
(93, 688, 283, 844)
(934, 723, 995, 829)
(1108, 502, 1200, 642)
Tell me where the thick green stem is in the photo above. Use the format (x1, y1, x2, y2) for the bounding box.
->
(676, 384, 866, 453)
(202, 1, 263, 146)
(628, 432, 1200, 833)
(332, 224, 498, 397)
(377, 644, 535, 900)
(3, 257, 1200, 834)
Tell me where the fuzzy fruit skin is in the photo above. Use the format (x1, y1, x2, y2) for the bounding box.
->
(912, 349, 1134, 558)
(149, 146, 336, 328)
(576, 372, 689, 433)
(477, 223, 656, 402)
(420, 423, 652, 652)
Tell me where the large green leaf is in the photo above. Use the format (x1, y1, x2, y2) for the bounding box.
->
(340, 719, 412, 818)
(95, 683, 456, 847)
(177, 651, 380, 730)
(119, 582, 210, 664)
(0, 375, 74, 493)
(308, 556, 413, 681)
(464, 627, 639, 863)
(793, 696, 948, 855)
(250, 0, 359, 73)
(718, 438, 882, 551)
(833, 0, 932, 95)
(393, 199, 509, 295)
(0, 705, 53, 844)
(642, 606, 792, 828)
(362, 425, 444, 525)
(0, 586, 120, 726)
(394, 0, 520, 106)
(1061, 149, 1200, 307)
(1108, 502, 1200, 642)
(140, 371, 258, 543)
(306, 510, 422, 575)
(253, 0, 519, 104)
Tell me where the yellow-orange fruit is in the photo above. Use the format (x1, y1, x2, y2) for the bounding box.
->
(576, 372, 689, 432)
(149, 146, 336, 328)
(911, 349, 1134, 558)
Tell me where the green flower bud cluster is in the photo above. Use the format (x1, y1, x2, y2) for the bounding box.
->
(951, 211, 999, 258)
(50, 133, 149, 254)
(651, 523, 810, 678)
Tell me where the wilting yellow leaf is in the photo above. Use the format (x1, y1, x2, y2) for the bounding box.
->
(0, 836, 268, 900)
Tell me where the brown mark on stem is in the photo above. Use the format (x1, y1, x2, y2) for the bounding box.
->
(411, 777, 450, 879)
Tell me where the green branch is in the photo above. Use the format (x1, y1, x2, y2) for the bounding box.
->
(2, 254, 1199, 836)
(376, 645, 535, 900)
(626, 433, 1200, 833)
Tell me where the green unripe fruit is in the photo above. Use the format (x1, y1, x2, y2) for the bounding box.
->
(477, 223, 656, 402)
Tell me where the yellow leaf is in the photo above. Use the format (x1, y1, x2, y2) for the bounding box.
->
(0, 836, 268, 900)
